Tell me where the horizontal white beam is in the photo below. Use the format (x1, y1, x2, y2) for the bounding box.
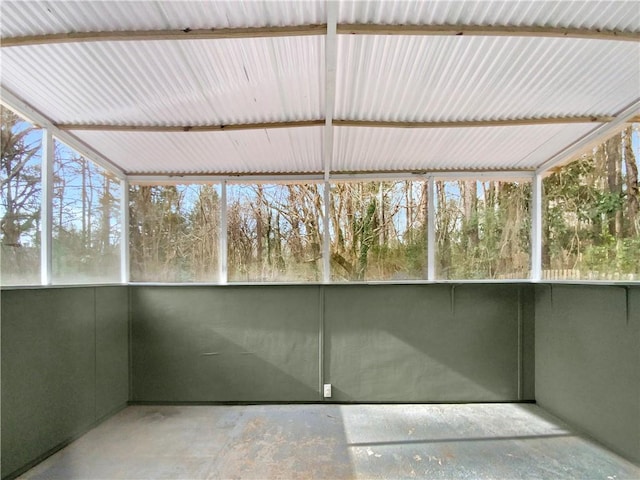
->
(0, 87, 126, 179)
(128, 174, 325, 184)
(128, 170, 536, 184)
(331, 170, 535, 181)
(430, 171, 535, 181)
(536, 98, 640, 175)
(331, 172, 428, 181)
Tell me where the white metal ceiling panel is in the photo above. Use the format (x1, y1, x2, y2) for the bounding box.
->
(5, 0, 636, 37)
(1, 1, 638, 177)
(332, 123, 600, 172)
(335, 35, 640, 122)
(1, 36, 324, 125)
(0, 0, 325, 37)
(338, 0, 640, 32)
(70, 127, 323, 175)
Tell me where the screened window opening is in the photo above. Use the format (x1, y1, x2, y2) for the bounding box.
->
(227, 183, 324, 282)
(436, 179, 531, 280)
(0, 106, 42, 286)
(543, 125, 640, 281)
(129, 183, 221, 282)
(330, 180, 428, 282)
(52, 140, 121, 284)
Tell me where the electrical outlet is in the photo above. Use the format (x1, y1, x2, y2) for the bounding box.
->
(323, 384, 332, 398)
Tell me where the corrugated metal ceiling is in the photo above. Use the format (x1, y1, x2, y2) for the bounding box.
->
(1, 36, 324, 125)
(1, 0, 638, 176)
(333, 123, 600, 172)
(3, 1, 638, 37)
(0, 1, 326, 37)
(335, 35, 640, 121)
(71, 127, 324, 175)
(338, 0, 640, 32)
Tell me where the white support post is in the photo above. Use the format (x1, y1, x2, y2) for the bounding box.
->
(531, 173, 543, 281)
(427, 175, 436, 281)
(323, 1, 338, 164)
(322, 1, 338, 284)
(120, 178, 130, 284)
(41, 130, 54, 285)
(219, 180, 228, 284)
(323, 181, 331, 283)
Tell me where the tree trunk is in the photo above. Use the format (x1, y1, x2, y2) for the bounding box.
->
(356, 199, 377, 280)
(255, 185, 264, 275)
(378, 182, 386, 246)
(605, 134, 622, 237)
(623, 127, 639, 235)
(101, 175, 111, 254)
(462, 180, 478, 248)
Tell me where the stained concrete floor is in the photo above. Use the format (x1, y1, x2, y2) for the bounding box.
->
(18, 404, 639, 480)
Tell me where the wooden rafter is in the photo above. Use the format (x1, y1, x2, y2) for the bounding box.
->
(2, 23, 638, 48)
(57, 120, 325, 132)
(334, 117, 620, 128)
(0, 24, 327, 47)
(57, 116, 640, 132)
(337, 24, 640, 42)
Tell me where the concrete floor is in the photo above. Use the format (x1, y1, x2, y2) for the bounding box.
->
(18, 404, 639, 480)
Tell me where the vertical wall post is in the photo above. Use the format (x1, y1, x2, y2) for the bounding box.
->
(41, 130, 54, 285)
(531, 172, 543, 281)
(322, 1, 337, 285)
(120, 178, 130, 284)
(427, 175, 436, 281)
(323, 181, 331, 283)
(219, 180, 228, 284)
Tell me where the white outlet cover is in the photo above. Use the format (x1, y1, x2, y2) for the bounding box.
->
(323, 384, 332, 398)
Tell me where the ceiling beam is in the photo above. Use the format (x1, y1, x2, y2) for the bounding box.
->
(335, 117, 618, 128)
(127, 169, 536, 183)
(58, 120, 324, 132)
(331, 170, 534, 181)
(0, 87, 126, 179)
(322, 1, 339, 285)
(337, 24, 640, 42)
(2, 23, 637, 48)
(57, 115, 640, 132)
(536, 98, 640, 175)
(323, 5, 338, 180)
(0, 24, 328, 47)
(128, 174, 325, 185)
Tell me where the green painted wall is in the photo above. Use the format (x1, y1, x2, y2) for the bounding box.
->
(130, 286, 321, 401)
(131, 284, 534, 403)
(535, 284, 640, 464)
(324, 284, 534, 402)
(1, 287, 129, 479)
(96, 287, 130, 418)
(10, 283, 639, 473)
